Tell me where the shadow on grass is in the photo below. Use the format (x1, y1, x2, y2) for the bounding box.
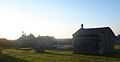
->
(98, 49, 120, 58)
(0, 53, 28, 62)
(41, 51, 73, 56)
(73, 52, 120, 58)
(103, 52, 120, 58)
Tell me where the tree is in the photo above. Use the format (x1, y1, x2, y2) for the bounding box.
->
(15, 33, 56, 53)
(32, 36, 56, 52)
(0, 38, 12, 47)
(0, 38, 12, 53)
(15, 33, 36, 48)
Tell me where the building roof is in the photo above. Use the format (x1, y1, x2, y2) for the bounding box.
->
(73, 27, 115, 37)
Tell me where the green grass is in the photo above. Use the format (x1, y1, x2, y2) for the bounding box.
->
(0, 49, 120, 62)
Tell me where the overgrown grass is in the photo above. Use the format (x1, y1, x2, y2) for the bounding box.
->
(0, 49, 120, 62)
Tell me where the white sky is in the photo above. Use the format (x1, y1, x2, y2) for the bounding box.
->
(0, 3, 76, 40)
(0, 0, 120, 39)
(0, 9, 76, 39)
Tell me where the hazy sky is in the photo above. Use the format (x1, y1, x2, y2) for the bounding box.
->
(0, 0, 120, 39)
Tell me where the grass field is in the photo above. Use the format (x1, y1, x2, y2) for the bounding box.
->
(0, 49, 120, 62)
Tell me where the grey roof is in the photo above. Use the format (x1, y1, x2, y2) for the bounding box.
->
(73, 27, 115, 36)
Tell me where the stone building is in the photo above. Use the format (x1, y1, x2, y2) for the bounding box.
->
(53, 39, 72, 50)
(73, 24, 115, 54)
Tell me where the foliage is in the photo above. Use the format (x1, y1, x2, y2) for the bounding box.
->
(15, 33, 56, 52)
(0, 38, 12, 48)
(15, 33, 36, 48)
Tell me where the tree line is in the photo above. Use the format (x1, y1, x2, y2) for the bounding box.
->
(0, 33, 72, 53)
